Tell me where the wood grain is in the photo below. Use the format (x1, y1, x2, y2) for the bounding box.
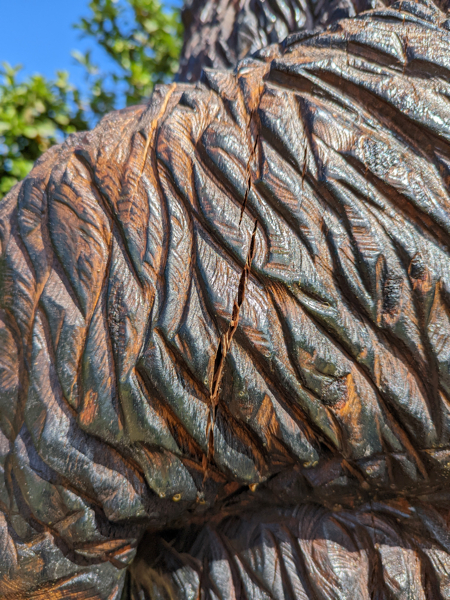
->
(2, 0, 450, 597)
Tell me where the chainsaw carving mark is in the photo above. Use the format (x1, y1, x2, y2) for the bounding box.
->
(2, 1, 450, 598)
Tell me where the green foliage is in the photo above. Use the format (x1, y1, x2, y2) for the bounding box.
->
(0, 64, 87, 195)
(0, 0, 182, 197)
(75, 0, 183, 116)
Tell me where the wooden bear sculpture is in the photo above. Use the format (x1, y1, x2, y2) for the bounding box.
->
(2, 0, 450, 597)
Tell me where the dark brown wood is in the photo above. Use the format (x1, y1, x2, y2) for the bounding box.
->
(177, 0, 384, 81)
(2, 0, 450, 598)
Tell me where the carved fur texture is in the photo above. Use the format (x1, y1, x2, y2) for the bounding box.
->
(2, 1, 450, 597)
(178, 0, 383, 81)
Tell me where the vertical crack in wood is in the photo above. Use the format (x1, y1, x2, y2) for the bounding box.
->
(239, 110, 259, 226)
(203, 219, 259, 486)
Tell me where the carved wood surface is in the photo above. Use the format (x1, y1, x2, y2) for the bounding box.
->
(178, 0, 382, 81)
(2, 0, 450, 597)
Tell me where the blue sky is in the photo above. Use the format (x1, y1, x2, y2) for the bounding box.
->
(0, 0, 181, 98)
(0, 1, 112, 91)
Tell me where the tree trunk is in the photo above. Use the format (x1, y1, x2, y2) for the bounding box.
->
(177, 0, 384, 81)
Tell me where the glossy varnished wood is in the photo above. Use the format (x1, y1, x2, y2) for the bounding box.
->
(2, 0, 450, 597)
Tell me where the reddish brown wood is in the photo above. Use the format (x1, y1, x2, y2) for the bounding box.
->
(2, 0, 450, 598)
